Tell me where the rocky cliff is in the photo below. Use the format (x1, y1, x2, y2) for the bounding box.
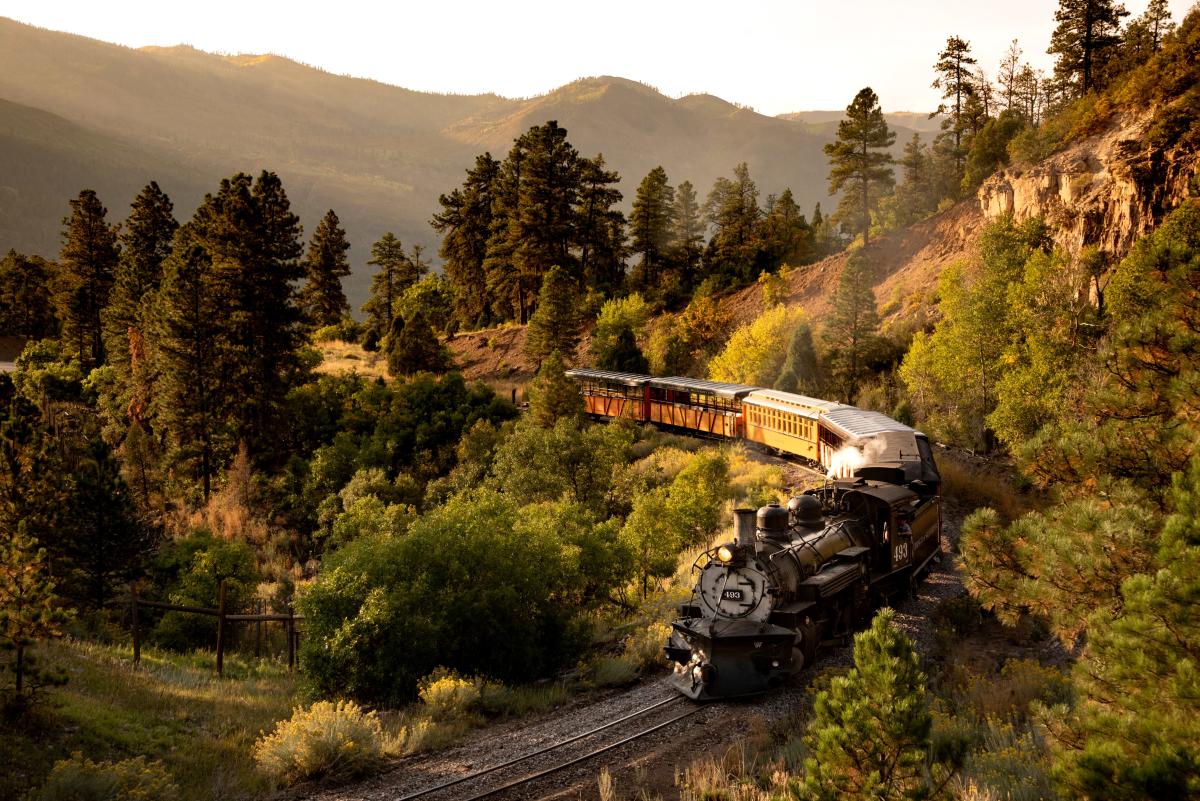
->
(978, 110, 1200, 260)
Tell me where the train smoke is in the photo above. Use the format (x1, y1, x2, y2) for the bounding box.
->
(827, 446, 864, 478)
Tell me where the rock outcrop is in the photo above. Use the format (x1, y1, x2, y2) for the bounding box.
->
(978, 111, 1200, 260)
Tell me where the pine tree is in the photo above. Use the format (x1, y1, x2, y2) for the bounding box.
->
(823, 252, 882, 403)
(1142, 0, 1175, 51)
(670, 180, 705, 290)
(103, 182, 177, 373)
(931, 37, 978, 188)
(383, 308, 452, 378)
(524, 265, 580, 366)
(794, 608, 931, 801)
(53, 438, 146, 610)
(774, 321, 822, 395)
(893, 134, 939, 225)
(150, 226, 231, 501)
(596, 327, 649, 374)
(824, 89, 895, 249)
(759, 188, 811, 268)
(705, 163, 762, 280)
(192, 171, 306, 462)
(1048, 0, 1130, 95)
(300, 209, 352, 329)
(997, 40, 1024, 113)
(630, 166, 675, 290)
(575, 155, 626, 296)
(361, 232, 421, 338)
(432, 154, 500, 327)
(57, 189, 120, 368)
(0, 251, 58, 339)
(0, 524, 71, 708)
(526, 350, 584, 428)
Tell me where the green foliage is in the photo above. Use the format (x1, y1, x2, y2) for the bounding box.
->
(526, 350, 584, 428)
(383, 308, 453, 378)
(299, 209, 352, 329)
(792, 609, 935, 801)
(0, 525, 72, 709)
(899, 216, 1057, 450)
(773, 321, 822, 395)
(299, 490, 597, 703)
(361, 232, 425, 337)
(396, 274, 454, 336)
(708, 304, 804, 386)
(432, 155, 499, 328)
(703, 162, 761, 283)
(1045, 458, 1200, 799)
(590, 293, 651, 362)
(962, 110, 1024, 189)
(254, 700, 383, 787)
(0, 250, 58, 339)
(524, 265, 580, 366)
(150, 530, 258, 651)
(1021, 201, 1200, 491)
(56, 189, 119, 368)
(491, 416, 632, 514)
(824, 88, 895, 248)
(312, 318, 364, 344)
(619, 450, 729, 594)
(37, 754, 178, 801)
(823, 252, 883, 403)
(1049, 0, 1129, 95)
(629, 166, 676, 291)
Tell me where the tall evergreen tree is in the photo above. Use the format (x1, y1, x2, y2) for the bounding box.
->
(824, 252, 882, 403)
(670, 180, 705, 290)
(57, 190, 120, 368)
(524, 265, 580, 367)
(931, 36, 978, 188)
(192, 171, 305, 461)
(704, 162, 761, 280)
(0, 252, 57, 339)
(299, 209, 352, 329)
(630, 166, 676, 290)
(824, 89, 895, 249)
(575, 155, 626, 296)
(103, 182, 177, 373)
(997, 39, 1024, 113)
(795, 609, 932, 801)
(361, 232, 421, 338)
(1142, 0, 1175, 51)
(1048, 0, 1130, 95)
(759, 188, 811, 268)
(774, 321, 822, 396)
(432, 154, 500, 327)
(893, 134, 939, 225)
(150, 226, 230, 501)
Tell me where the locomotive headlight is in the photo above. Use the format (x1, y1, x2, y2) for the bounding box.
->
(716, 545, 734, 563)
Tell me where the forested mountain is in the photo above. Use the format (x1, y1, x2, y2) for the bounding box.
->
(0, 17, 918, 305)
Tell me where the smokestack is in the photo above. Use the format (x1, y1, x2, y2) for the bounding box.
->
(734, 508, 756, 548)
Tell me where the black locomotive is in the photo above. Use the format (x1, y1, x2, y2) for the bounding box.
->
(665, 462, 941, 700)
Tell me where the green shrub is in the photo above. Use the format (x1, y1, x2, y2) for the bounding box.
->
(38, 754, 178, 801)
(254, 700, 383, 786)
(313, 318, 364, 344)
(299, 490, 595, 703)
(150, 530, 258, 650)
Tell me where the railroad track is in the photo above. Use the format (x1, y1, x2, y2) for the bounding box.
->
(392, 695, 703, 801)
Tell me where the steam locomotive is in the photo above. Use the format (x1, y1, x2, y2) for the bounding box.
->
(563, 369, 942, 699)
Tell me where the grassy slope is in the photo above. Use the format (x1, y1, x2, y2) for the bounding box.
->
(1, 639, 297, 801)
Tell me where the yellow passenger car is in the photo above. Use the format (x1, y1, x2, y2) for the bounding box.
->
(742, 390, 843, 463)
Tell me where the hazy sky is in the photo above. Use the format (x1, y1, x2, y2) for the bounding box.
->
(6, 0, 1195, 115)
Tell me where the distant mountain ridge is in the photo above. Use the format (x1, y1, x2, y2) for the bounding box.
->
(0, 17, 921, 306)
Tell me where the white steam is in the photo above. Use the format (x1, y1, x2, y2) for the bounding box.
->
(827, 446, 864, 478)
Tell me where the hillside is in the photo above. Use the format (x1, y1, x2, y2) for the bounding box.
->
(0, 17, 921, 307)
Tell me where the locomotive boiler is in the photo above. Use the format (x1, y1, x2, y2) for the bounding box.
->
(666, 477, 940, 700)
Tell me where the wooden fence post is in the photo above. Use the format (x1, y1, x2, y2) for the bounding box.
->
(131, 584, 141, 670)
(215, 580, 227, 678)
(286, 605, 295, 672)
(254, 600, 262, 659)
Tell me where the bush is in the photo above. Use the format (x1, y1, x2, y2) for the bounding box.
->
(254, 700, 384, 787)
(38, 754, 178, 801)
(299, 490, 594, 703)
(313, 318, 364, 344)
(418, 669, 482, 718)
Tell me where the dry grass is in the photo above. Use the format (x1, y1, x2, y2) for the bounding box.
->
(937, 455, 1032, 523)
(314, 339, 388, 379)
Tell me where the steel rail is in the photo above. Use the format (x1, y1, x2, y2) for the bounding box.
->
(394, 695, 685, 801)
(457, 705, 704, 801)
